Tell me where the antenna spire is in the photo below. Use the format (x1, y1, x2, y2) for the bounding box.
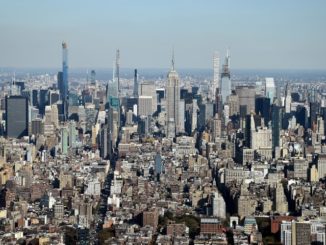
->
(171, 47, 175, 71)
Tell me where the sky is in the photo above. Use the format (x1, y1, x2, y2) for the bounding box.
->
(0, 0, 325, 70)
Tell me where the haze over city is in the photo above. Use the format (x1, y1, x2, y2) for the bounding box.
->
(1, 1, 326, 245)
(1, 0, 326, 70)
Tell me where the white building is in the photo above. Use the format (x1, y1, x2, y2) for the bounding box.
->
(212, 191, 226, 219)
(85, 178, 101, 196)
(139, 82, 157, 114)
(265, 77, 276, 104)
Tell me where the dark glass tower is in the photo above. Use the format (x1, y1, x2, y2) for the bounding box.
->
(133, 69, 138, 97)
(39, 89, 48, 115)
(62, 42, 68, 101)
(6, 96, 29, 138)
(255, 96, 271, 126)
(296, 105, 308, 129)
(90, 70, 96, 85)
(271, 105, 283, 151)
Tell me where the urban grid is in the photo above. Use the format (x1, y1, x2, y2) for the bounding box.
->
(1, 2, 326, 245)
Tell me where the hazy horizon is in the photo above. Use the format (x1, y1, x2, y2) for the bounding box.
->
(1, 1, 326, 70)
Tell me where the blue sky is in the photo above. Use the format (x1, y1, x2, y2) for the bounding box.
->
(0, 0, 325, 69)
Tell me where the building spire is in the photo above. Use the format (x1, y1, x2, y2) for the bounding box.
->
(171, 47, 175, 71)
(226, 47, 230, 68)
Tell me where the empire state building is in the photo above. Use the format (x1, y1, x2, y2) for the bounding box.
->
(166, 54, 181, 138)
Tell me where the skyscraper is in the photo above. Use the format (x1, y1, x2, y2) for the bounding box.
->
(220, 50, 231, 104)
(265, 77, 276, 104)
(133, 69, 139, 98)
(255, 96, 271, 125)
(107, 61, 119, 102)
(62, 42, 68, 101)
(58, 42, 69, 120)
(115, 49, 120, 95)
(271, 105, 283, 151)
(139, 82, 157, 114)
(235, 85, 256, 115)
(212, 51, 220, 100)
(166, 52, 180, 138)
(284, 83, 292, 113)
(90, 70, 96, 86)
(138, 96, 153, 116)
(212, 191, 226, 219)
(6, 96, 29, 138)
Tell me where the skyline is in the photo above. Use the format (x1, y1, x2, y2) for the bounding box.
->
(1, 1, 326, 70)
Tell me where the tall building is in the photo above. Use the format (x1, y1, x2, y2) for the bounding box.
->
(318, 154, 326, 180)
(166, 53, 181, 138)
(49, 90, 60, 105)
(178, 99, 185, 133)
(285, 83, 292, 113)
(251, 126, 272, 150)
(154, 153, 163, 175)
(6, 96, 29, 138)
(293, 158, 309, 180)
(115, 49, 120, 95)
(31, 118, 44, 136)
(139, 82, 157, 114)
(227, 93, 239, 117)
(212, 51, 220, 100)
(274, 183, 288, 213)
(236, 86, 256, 116)
(107, 68, 119, 102)
(90, 70, 96, 85)
(296, 105, 308, 129)
(255, 96, 271, 125)
(133, 69, 139, 97)
(62, 42, 69, 98)
(138, 96, 153, 116)
(271, 105, 283, 151)
(220, 50, 231, 104)
(211, 113, 222, 141)
(39, 89, 48, 115)
(212, 191, 226, 219)
(57, 42, 69, 120)
(265, 77, 276, 104)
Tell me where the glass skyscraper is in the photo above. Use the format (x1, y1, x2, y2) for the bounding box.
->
(62, 42, 68, 101)
(6, 96, 29, 138)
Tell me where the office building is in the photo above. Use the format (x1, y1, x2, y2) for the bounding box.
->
(220, 50, 231, 104)
(265, 77, 276, 104)
(255, 96, 271, 125)
(212, 51, 220, 99)
(90, 70, 96, 85)
(138, 96, 153, 116)
(227, 93, 239, 117)
(236, 85, 256, 116)
(6, 96, 29, 138)
(166, 54, 181, 138)
(31, 118, 44, 136)
(142, 210, 158, 229)
(318, 154, 326, 180)
(115, 49, 120, 95)
(212, 191, 226, 219)
(154, 153, 163, 175)
(133, 69, 139, 97)
(274, 183, 288, 213)
(139, 82, 157, 113)
(271, 105, 283, 151)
